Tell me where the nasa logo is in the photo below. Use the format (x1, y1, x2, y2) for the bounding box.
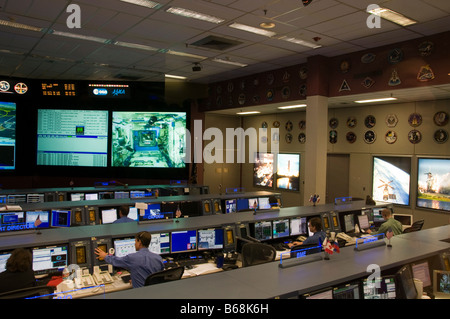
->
(93, 88, 108, 96)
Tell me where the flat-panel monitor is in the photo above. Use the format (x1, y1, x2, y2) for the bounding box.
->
(393, 214, 413, 227)
(139, 203, 168, 221)
(98, 191, 114, 199)
(302, 288, 333, 299)
(254, 221, 272, 241)
(128, 207, 139, 221)
(198, 228, 224, 250)
(114, 191, 129, 199)
(0, 101, 16, 170)
(25, 211, 50, 229)
(51, 210, 71, 227)
(344, 214, 355, 233)
(171, 230, 197, 253)
(248, 198, 258, 210)
(411, 261, 432, 288)
(372, 207, 386, 223)
(113, 238, 136, 257)
(0, 251, 12, 272)
(101, 208, 118, 224)
(395, 265, 418, 299)
(363, 276, 396, 299)
(253, 152, 274, 188)
(111, 111, 186, 168)
(433, 270, 450, 299)
(37, 109, 108, 167)
(32, 244, 68, 275)
(272, 219, 290, 239)
(236, 198, 249, 212)
(276, 153, 300, 191)
(417, 158, 450, 212)
(0, 211, 25, 233)
(224, 199, 236, 213)
(333, 282, 361, 299)
(149, 232, 170, 255)
(70, 193, 85, 201)
(84, 193, 98, 200)
(372, 156, 411, 205)
(257, 197, 271, 210)
(290, 217, 308, 236)
(357, 214, 370, 230)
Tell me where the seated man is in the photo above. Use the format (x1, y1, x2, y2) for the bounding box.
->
(288, 217, 327, 248)
(366, 208, 403, 236)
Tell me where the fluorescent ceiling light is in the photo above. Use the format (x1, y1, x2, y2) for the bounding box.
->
(165, 74, 187, 80)
(166, 7, 224, 24)
(0, 19, 43, 32)
(229, 23, 276, 37)
(212, 58, 247, 67)
(367, 7, 417, 26)
(279, 36, 321, 49)
(165, 50, 207, 60)
(236, 111, 260, 115)
(354, 97, 397, 103)
(278, 104, 307, 109)
(114, 41, 158, 51)
(51, 30, 109, 43)
(120, 0, 161, 9)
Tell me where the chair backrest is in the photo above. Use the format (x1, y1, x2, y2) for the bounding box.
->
(0, 286, 55, 299)
(403, 219, 425, 233)
(144, 266, 184, 286)
(241, 242, 276, 267)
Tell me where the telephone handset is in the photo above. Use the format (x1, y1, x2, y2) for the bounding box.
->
(93, 271, 114, 285)
(74, 274, 95, 288)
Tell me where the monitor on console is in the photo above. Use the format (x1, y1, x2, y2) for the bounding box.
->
(113, 238, 136, 257)
(254, 221, 272, 241)
(171, 230, 197, 253)
(149, 232, 170, 254)
(51, 210, 71, 227)
(32, 244, 68, 275)
(225, 199, 236, 213)
(101, 208, 118, 224)
(290, 217, 308, 236)
(272, 219, 290, 239)
(257, 197, 271, 210)
(198, 228, 224, 250)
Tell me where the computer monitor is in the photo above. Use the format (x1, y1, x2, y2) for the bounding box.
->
(395, 265, 418, 299)
(372, 207, 387, 223)
(344, 214, 355, 233)
(98, 191, 114, 199)
(357, 214, 370, 230)
(411, 261, 432, 288)
(433, 270, 450, 299)
(130, 190, 146, 198)
(0, 211, 25, 232)
(0, 251, 12, 272)
(290, 217, 308, 236)
(393, 214, 413, 228)
(32, 244, 68, 275)
(70, 193, 85, 201)
(114, 191, 129, 199)
(236, 198, 249, 212)
(333, 282, 361, 299)
(128, 207, 139, 221)
(257, 197, 271, 210)
(272, 219, 290, 239)
(84, 193, 98, 200)
(25, 211, 50, 229)
(302, 288, 333, 299)
(113, 238, 136, 257)
(171, 230, 197, 253)
(198, 228, 224, 250)
(139, 203, 168, 221)
(363, 276, 396, 299)
(51, 210, 71, 227)
(248, 198, 259, 210)
(149, 232, 170, 255)
(224, 199, 237, 213)
(254, 221, 272, 241)
(101, 208, 118, 224)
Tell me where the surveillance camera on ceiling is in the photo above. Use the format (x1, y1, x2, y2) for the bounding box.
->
(192, 63, 202, 72)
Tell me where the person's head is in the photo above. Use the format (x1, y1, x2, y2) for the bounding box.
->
(6, 248, 32, 273)
(381, 208, 393, 220)
(119, 205, 130, 217)
(135, 231, 151, 250)
(308, 217, 322, 232)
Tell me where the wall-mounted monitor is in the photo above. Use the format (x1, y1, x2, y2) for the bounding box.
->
(417, 158, 450, 212)
(276, 153, 300, 191)
(37, 109, 108, 167)
(372, 156, 411, 206)
(253, 153, 274, 188)
(111, 111, 186, 168)
(0, 101, 16, 170)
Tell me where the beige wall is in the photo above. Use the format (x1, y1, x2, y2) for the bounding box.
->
(203, 99, 450, 229)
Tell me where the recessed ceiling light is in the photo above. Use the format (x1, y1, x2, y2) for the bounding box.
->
(229, 22, 276, 37)
(354, 97, 397, 103)
(165, 74, 187, 80)
(114, 41, 158, 51)
(279, 36, 322, 49)
(212, 58, 248, 67)
(278, 104, 307, 109)
(165, 50, 207, 60)
(0, 19, 43, 32)
(166, 7, 224, 24)
(51, 30, 109, 43)
(367, 7, 417, 26)
(259, 22, 275, 29)
(236, 111, 261, 115)
(120, 0, 161, 9)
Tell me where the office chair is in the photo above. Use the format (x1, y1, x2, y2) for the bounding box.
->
(0, 286, 55, 299)
(241, 242, 276, 267)
(403, 219, 425, 233)
(144, 266, 184, 286)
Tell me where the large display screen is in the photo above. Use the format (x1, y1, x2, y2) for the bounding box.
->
(0, 101, 16, 170)
(417, 158, 450, 212)
(372, 156, 411, 206)
(253, 152, 274, 188)
(276, 153, 300, 191)
(37, 109, 108, 167)
(111, 112, 186, 168)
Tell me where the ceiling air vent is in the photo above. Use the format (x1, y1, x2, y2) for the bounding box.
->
(191, 36, 242, 51)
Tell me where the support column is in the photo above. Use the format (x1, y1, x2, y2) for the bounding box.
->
(303, 55, 329, 205)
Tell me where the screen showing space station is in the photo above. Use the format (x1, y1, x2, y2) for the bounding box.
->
(111, 112, 186, 168)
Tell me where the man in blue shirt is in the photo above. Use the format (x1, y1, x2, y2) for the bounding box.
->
(95, 231, 164, 288)
(113, 205, 136, 224)
(288, 217, 327, 247)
